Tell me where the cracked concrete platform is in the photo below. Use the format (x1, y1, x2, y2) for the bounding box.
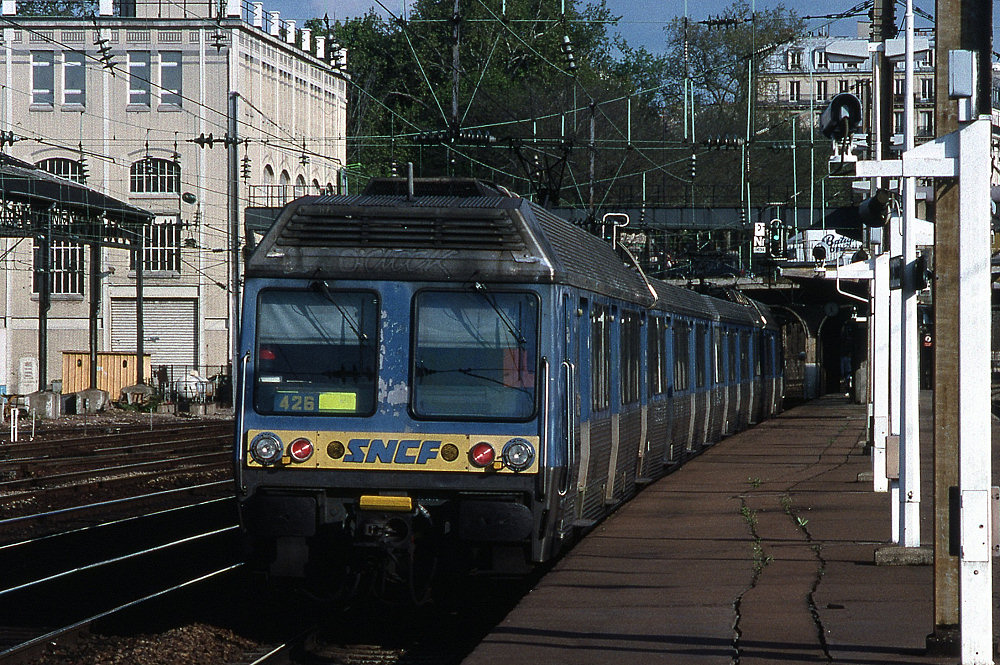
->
(461, 395, 996, 665)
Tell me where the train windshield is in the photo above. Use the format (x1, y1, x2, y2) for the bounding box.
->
(254, 288, 378, 416)
(412, 289, 538, 420)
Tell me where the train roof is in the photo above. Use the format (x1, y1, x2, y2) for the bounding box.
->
(245, 179, 650, 301)
(246, 178, 773, 329)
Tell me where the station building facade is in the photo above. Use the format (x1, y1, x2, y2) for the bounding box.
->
(0, 0, 346, 396)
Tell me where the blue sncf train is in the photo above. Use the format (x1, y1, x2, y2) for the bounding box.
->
(235, 178, 783, 596)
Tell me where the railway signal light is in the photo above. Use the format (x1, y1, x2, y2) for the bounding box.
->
(819, 93, 863, 142)
(768, 219, 785, 257)
(689, 153, 697, 179)
(858, 188, 891, 228)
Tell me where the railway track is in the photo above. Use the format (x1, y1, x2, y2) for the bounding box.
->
(0, 417, 538, 665)
(0, 420, 232, 531)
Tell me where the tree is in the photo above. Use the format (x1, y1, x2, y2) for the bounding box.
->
(314, 0, 676, 212)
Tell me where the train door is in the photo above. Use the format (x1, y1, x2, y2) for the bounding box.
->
(604, 305, 623, 505)
(556, 292, 581, 534)
(574, 297, 596, 524)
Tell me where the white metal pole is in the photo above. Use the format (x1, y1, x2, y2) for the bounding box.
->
(897, 0, 920, 548)
(957, 117, 992, 665)
(889, 207, 901, 542)
(872, 252, 889, 492)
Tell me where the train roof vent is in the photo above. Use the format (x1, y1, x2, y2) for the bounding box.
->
(277, 205, 527, 251)
(361, 177, 510, 198)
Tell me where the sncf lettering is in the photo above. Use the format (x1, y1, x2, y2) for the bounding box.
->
(345, 438, 368, 463)
(365, 439, 397, 463)
(342, 438, 444, 465)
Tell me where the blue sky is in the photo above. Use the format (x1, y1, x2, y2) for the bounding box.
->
(259, 0, 946, 53)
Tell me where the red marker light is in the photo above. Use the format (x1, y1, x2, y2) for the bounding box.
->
(259, 347, 276, 361)
(469, 442, 496, 468)
(288, 437, 314, 462)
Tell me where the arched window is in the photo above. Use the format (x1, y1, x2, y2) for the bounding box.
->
(35, 157, 86, 294)
(36, 157, 85, 183)
(263, 165, 274, 184)
(130, 158, 180, 193)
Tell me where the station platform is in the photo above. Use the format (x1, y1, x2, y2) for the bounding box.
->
(462, 394, 998, 665)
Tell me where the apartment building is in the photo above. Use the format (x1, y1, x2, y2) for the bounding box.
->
(764, 22, 937, 144)
(0, 0, 347, 395)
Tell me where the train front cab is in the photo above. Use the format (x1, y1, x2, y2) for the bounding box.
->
(236, 278, 558, 578)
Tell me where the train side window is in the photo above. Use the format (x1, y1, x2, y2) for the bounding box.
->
(755, 331, 764, 377)
(740, 331, 750, 380)
(695, 323, 707, 388)
(647, 316, 667, 396)
(713, 327, 723, 384)
(591, 303, 611, 412)
(761, 332, 773, 377)
(673, 322, 689, 392)
(728, 331, 738, 382)
(621, 310, 641, 405)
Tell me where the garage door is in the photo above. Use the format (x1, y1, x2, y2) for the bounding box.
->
(111, 298, 198, 367)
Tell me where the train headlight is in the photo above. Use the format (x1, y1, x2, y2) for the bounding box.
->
(469, 442, 496, 468)
(288, 437, 314, 463)
(502, 438, 535, 472)
(440, 443, 459, 462)
(327, 440, 345, 459)
(249, 432, 283, 466)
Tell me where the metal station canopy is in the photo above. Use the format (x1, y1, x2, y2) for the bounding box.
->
(0, 152, 155, 398)
(0, 153, 152, 245)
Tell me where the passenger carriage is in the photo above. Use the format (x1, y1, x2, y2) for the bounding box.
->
(235, 178, 782, 585)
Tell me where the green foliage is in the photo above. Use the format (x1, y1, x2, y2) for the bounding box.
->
(17, 0, 97, 16)
(309, 0, 823, 217)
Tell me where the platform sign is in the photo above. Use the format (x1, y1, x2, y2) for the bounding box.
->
(752, 221, 767, 254)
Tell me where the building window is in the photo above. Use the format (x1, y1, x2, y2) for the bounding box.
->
(33, 230, 84, 296)
(815, 79, 828, 102)
(918, 110, 933, 137)
(894, 111, 904, 134)
(839, 79, 850, 93)
(31, 51, 54, 106)
(130, 215, 181, 272)
(130, 158, 180, 193)
(128, 51, 151, 106)
(813, 49, 828, 69)
(159, 51, 181, 106)
(894, 76, 905, 96)
(63, 51, 85, 106)
(920, 77, 934, 101)
(37, 157, 85, 183)
(788, 50, 802, 69)
(788, 80, 801, 102)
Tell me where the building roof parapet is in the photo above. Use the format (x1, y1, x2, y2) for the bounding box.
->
(0, 0, 348, 76)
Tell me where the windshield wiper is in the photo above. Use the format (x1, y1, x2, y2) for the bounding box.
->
(473, 282, 526, 347)
(310, 280, 368, 344)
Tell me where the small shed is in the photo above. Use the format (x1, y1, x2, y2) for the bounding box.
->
(62, 351, 152, 400)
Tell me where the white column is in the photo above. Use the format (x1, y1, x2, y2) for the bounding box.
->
(268, 12, 280, 37)
(252, 2, 263, 28)
(871, 252, 889, 492)
(285, 20, 296, 44)
(897, 0, 920, 549)
(957, 117, 993, 665)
